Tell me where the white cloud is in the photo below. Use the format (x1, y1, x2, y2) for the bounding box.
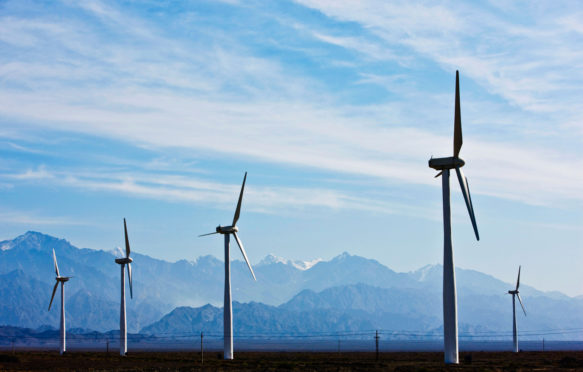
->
(7, 165, 54, 180)
(0, 0, 581, 211)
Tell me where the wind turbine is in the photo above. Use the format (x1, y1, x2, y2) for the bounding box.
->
(48, 249, 72, 355)
(115, 218, 133, 356)
(199, 172, 256, 360)
(428, 70, 480, 364)
(508, 265, 526, 353)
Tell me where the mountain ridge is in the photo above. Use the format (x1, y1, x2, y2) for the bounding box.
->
(141, 281, 583, 340)
(1, 231, 581, 339)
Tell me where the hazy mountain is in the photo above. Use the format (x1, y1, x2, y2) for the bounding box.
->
(281, 283, 583, 339)
(0, 232, 171, 332)
(281, 283, 440, 322)
(0, 270, 58, 327)
(1, 231, 581, 339)
(142, 302, 375, 337)
(143, 283, 583, 340)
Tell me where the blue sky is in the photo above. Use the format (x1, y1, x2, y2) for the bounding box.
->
(0, 0, 582, 295)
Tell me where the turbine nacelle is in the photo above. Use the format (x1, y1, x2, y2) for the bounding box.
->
(115, 257, 133, 264)
(429, 156, 465, 171)
(508, 289, 519, 295)
(55, 277, 70, 282)
(216, 225, 238, 234)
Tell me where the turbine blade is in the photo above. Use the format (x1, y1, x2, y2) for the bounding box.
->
(232, 232, 256, 281)
(124, 218, 131, 258)
(52, 249, 60, 277)
(232, 172, 247, 226)
(455, 166, 479, 240)
(517, 293, 526, 316)
(465, 175, 479, 238)
(127, 263, 133, 299)
(434, 171, 443, 178)
(199, 232, 219, 237)
(453, 70, 463, 158)
(48, 281, 58, 310)
(516, 265, 521, 290)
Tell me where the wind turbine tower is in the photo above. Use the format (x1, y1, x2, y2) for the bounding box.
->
(428, 71, 480, 364)
(115, 218, 134, 356)
(48, 249, 72, 355)
(508, 266, 526, 353)
(200, 172, 256, 360)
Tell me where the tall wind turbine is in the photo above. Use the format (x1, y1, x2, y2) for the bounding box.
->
(508, 266, 526, 353)
(48, 249, 72, 355)
(115, 218, 133, 356)
(428, 71, 480, 364)
(199, 172, 256, 360)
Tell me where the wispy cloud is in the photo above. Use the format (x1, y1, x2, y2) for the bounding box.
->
(1, 85, 580, 207)
(1, 166, 413, 216)
(0, 0, 581, 211)
(0, 208, 90, 226)
(294, 0, 583, 121)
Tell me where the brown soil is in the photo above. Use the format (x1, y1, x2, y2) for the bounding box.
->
(0, 351, 582, 371)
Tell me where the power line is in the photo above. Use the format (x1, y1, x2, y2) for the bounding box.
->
(1, 327, 582, 342)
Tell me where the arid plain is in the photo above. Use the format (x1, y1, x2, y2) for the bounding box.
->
(1, 351, 583, 371)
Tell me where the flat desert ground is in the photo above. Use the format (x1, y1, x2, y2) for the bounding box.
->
(1, 351, 583, 371)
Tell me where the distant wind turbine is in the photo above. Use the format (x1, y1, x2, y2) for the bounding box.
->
(199, 172, 256, 360)
(428, 71, 480, 364)
(508, 266, 526, 353)
(115, 218, 134, 356)
(48, 249, 72, 355)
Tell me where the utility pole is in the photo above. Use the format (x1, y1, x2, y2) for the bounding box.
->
(542, 338, 545, 352)
(201, 332, 204, 364)
(106, 338, 109, 353)
(337, 339, 340, 353)
(375, 330, 380, 361)
(11, 338, 15, 354)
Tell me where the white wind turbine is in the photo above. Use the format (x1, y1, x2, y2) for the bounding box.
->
(115, 218, 133, 356)
(199, 172, 256, 360)
(508, 265, 526, 353)
(48, 249, 72, 355)
(428, 71, 480, 364)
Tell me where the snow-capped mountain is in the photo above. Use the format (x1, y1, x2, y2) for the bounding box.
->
(258, 253, 323, 270)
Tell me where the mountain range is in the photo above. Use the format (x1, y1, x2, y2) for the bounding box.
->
(0, 231, 582, 340)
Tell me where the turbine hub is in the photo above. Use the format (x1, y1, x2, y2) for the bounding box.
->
(428, 156, 465, 170)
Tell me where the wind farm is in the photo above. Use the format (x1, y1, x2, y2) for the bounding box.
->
(0, 231, 582, 370)
(1, 0, 582, 371)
